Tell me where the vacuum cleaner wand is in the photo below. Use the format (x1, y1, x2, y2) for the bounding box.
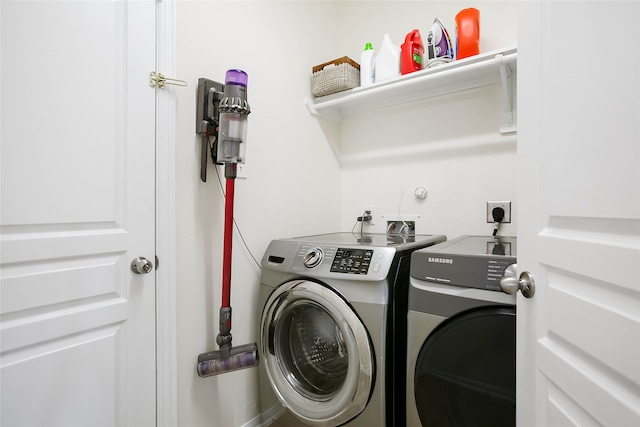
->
(217, 165, 237, 355)
(197, 70, 259, 378)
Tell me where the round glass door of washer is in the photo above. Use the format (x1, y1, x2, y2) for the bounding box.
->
(261, 280, 374, 427)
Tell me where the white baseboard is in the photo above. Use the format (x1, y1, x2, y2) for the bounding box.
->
(241, 404, 285, 427)
(240, 413, 264, 427)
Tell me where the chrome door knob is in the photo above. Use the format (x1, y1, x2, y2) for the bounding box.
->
(500, 264, 535, 298)
(131, 256, 153, 274)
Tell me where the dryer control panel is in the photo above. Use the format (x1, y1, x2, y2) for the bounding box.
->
(410, 235, 517, 291)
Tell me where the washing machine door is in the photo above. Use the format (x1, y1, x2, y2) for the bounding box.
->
(261, 280, 374, 427)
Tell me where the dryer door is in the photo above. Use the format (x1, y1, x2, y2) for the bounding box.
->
(414, 306, 516, 427)
(261, 280, 374, 427)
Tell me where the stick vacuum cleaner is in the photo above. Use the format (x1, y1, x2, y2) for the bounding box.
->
(197, 69, 259, 377)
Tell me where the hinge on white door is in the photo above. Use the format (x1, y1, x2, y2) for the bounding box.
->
(149, 71, 188, 89)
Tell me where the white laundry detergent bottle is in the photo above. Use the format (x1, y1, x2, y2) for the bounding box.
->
(374, 34, 400, 82)
(360, 42, 375, 87)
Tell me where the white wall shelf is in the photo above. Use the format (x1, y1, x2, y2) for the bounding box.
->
(305, 46, 517, 134)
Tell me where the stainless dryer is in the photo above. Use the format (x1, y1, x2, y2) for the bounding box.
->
(406, 235, 517, 427)
(259, 232, 446, 427)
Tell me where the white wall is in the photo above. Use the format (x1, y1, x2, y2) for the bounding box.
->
(175, 2, 342, 426)
(174, 1, 518, 426)
(333, 1, 519, 237)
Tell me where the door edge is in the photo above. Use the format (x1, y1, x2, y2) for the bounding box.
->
(155, 0, 178, 425)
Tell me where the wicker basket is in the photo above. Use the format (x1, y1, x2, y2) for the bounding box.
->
(311, 56, 360, 98)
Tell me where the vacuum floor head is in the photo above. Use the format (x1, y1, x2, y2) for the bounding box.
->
(197, 342, 259, 377)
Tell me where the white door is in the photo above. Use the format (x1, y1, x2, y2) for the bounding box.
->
(517, 1, 640, 426)
(0, 1, 157, 426)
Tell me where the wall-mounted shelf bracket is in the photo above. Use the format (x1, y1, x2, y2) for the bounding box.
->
(495, 53, 517, 134)
(304, 97, 341, 122)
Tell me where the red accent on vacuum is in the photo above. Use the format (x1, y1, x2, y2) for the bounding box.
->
(222, 169, 235, 312)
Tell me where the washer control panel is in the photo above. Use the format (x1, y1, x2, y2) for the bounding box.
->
(262, 233, 447, 282)
(291, 243, 393, 281)
(330, 248, 373, 274)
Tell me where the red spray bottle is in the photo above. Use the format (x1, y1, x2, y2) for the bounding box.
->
(401, 29, 424, 74)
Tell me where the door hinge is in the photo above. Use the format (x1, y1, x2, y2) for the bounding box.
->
(149, 71, 187, 89)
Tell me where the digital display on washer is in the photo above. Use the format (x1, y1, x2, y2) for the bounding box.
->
(330, 248, 373, 274)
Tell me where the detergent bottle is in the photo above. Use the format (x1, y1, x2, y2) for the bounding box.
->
(360, 42, 375, 87)
(455, 8, 480, 59)
(401, 29, 424, 74)
(374, 34, 400, 82)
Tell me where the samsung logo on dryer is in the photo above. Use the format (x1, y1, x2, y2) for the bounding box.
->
(427, 257, 454, 264)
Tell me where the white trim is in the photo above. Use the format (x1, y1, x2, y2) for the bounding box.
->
(240, 412, 268, 427)
(155, 0, 178, 425)
(253, 404, 286, 427)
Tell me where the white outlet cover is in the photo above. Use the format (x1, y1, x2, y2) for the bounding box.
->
(486, 201, 511, 223)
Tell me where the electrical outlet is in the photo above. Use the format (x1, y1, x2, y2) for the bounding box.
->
(364, 205, 375, 225)
(486, 201, 511, 223)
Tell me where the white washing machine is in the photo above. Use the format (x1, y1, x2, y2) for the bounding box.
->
(258, 232, 446, 427)
(406, 235, 517, 427)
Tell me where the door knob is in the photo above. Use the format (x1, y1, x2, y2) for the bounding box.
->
(500, 263, 535, 298)
(131, 256, 153, 274)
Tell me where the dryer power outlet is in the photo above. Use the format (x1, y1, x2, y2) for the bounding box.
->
(486, 201, 511, 223)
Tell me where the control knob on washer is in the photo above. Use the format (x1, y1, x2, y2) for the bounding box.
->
(303, 247, 323, 268)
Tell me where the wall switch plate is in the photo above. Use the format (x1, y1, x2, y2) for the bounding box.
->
(486, 201, 511, 223)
